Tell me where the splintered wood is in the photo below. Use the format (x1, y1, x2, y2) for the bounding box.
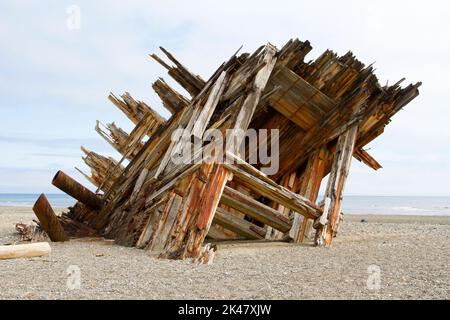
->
(31, 38, 421, 261)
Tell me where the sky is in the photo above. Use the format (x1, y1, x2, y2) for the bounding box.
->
(0, 0, 449, 196)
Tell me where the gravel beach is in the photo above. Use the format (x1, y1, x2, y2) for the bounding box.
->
(1, 206, 449, 300)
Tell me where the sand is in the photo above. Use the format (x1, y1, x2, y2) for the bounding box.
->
(0, 206, 449, 300)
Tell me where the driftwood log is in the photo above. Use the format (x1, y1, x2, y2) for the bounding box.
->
(0, 242, 51, 260)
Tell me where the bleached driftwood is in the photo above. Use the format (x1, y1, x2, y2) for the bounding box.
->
(0, 242, 51, 260)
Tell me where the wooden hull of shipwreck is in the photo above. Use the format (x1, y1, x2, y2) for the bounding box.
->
(32, 38, 421, 261)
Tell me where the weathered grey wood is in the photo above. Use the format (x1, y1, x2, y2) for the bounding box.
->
(213, 207, 265, 240)
(152, 78, 190, 114)
(220, 186, 291, 233)
(230, 43, 277, 154)
(191, 71, 228, 139)
(315, 124, 358, 246)
(290, 147, 328, 243)
(154, 71, 228, 179)
(223, 163, 321, 219)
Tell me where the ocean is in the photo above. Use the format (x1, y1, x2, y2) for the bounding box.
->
(0, 194, 75, 208)
(0, 194, 449, 216)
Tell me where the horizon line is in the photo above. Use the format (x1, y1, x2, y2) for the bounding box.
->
(0, 192, 449, 197)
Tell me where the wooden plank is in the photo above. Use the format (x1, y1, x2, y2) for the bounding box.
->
(108, 92, 165, 127)
(191, 71, 228, 139)
(152, 78, 189, 114)
(94, 107, 192, 230)
(315, 124, 358, 246)
(268, 66, 336, 129)
(232, 44, 277, 136)
(265, 171, 297, 240)
(162, 164, 215, 257)
(135, 199, 165, 249)
(150, 47, 206, 97)
(154, 71, 228, 179)
(222, 162, 321, 219)
(149, 192, 183, 251)
(353, 148, 382, 170)
(272, 69, 374, 180)
(213, 207, 265, 240)
(220, 186, 291, 233)
(95, 121, 143, 160)
(79, 147, 124, 193)
(291, 147, 329, 243)
(183, 165, 231, 258)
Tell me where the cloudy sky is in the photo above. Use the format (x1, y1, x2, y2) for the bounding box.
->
(0, 0, 449, 195)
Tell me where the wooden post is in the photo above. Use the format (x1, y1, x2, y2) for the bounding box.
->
(32, 194, 69, 242)
(221, 186, 292, 233)
(213, 207, 266, 240)
(266, 172, 296, 240)
(290, 147, 329, 243)
(184, 164, 231, 258)
(315, 124, 359, 246)
(0, 242, 51, 260)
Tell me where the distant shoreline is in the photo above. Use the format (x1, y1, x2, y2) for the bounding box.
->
(1, 194, 450, 216)
(1, 205, 450, 219)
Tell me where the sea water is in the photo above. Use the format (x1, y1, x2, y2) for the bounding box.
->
(0, 194, 449, 216)
(0, 193, 74, 208)
(341, 195, 450, 216)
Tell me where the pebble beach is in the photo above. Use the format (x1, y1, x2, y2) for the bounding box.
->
(0, 206, 449, 300)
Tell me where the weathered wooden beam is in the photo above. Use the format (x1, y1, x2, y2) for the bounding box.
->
(154, 71, 228, 179)
(223, 162, 321, 219)
(272, 67, 376, 180)
(95, 110, 165, 193)
(213, 207, 265, 240)
(150, 48, 206, 97)
(52, 170, 103, 210)
(79, 147, 124, 193)
(265, 171, 297, 240)
(94, 107, 192, 231)
(147, 191, 184, 252)
(191, 71, 228, 139)
(353, 148, 382, 170)
(207, 223, 241, 240)
(183, 165, 231, 258)
(95, 121, 143, 160)
(32, 194, 69, 242)
(232, 43, 277, 138)
(315, 124, 359, 246)
(0, 242, 51, 260)
(290, 147, 329, 243)
(152, 78, 190, 114)
(356, 82, 421, 150)
(276, 38, 312, 69)
(221, 186, 291, 233)
(108, 92, 165, 129)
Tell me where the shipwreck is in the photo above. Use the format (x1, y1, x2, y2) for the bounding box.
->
(29, 38, 421, 262)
